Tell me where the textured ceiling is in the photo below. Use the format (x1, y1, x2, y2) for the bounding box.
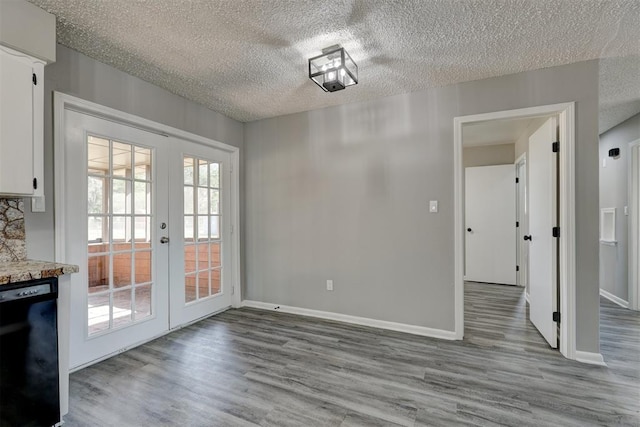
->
(28, 0, 640, 124)
(599, 55, 640, 133)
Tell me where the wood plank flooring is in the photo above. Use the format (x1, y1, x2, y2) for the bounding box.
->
(63, 282, 639, 426)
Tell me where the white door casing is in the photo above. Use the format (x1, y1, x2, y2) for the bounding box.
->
(454, 102, 577, 360)
(528, 116, 559, 348)
(465, 165, 516, 285)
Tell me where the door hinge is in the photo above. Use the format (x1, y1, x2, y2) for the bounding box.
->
(32, 178, 37, 190)
(32, 73, 37, 85)
(516, 265, 520, 272)
(516, 177, 519, 184)
(516, 221, 519, 227)
(230, 224, 234, 234)
(552, 142, 559, 153)
(552, 227, 560, 238)
(553, 311, 561, 323)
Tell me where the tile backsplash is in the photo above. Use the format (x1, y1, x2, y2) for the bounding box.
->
(0, 199, 26, 262)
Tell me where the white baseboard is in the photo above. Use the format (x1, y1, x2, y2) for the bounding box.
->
(599, 289, 629, 308)
(241, 300, 458, 341)
(525, 292, 530, 304)
(575, 350, 607, 366)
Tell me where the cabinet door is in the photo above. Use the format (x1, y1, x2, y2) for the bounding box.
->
(0, 49, 34, 196)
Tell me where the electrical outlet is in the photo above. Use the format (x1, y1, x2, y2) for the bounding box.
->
(429, 200, 438, 213)
(326, 280, 334, 291)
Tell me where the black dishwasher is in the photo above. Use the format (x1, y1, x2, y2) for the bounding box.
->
(0, 277, 59, 427)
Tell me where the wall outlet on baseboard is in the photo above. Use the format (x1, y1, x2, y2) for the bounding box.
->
(326, 280, 334, 291)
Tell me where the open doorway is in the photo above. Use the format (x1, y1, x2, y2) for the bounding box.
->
(462, 114, 560, 349)
(454, 103, 578, 360)
(597, 55, 640, 369)
(598, 127, 640, 367)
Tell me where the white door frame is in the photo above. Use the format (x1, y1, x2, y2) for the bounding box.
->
(627, 139, 640, 311)
(454, 102, 576, 360)
(53, 92, 242, 308)
(515, 153, 527, 291)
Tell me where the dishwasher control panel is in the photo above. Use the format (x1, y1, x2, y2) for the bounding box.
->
(0, 282, 56, 302)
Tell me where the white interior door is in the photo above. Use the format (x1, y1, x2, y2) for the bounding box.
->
(64, 110, 170, 369)
(465, 164, 516, 285)
(528, 116, 558, 348)
(516, 158, 528, 290)
(168, 138, 233, 328)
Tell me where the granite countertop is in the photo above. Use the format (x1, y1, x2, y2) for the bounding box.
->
(0, 260, 79, 285)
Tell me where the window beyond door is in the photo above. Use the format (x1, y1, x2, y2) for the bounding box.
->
(86, 135, 154, 335)
(183, 157, 222, 303)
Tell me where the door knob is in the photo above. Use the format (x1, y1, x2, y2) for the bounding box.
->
(160, 236, 170, 244)
(523, 235, 532, 241)
(467, 228, 472, 232)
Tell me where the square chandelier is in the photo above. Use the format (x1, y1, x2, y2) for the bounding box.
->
(308, 46, 358, 92)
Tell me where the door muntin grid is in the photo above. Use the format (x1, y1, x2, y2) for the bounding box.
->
(87, 135, 154, 336)
(183, 156, 222, 304)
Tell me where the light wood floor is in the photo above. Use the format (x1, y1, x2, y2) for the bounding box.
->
(64, 282, 640, 426)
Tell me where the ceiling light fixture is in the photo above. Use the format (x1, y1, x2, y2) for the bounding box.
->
(308, 45, 358, 92)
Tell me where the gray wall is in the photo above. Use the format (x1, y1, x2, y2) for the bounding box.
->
(244, 60, 601, 352)
(463, 144, 515, 168)
(24, 45, 244, 266)
(599, 113, 640, 302)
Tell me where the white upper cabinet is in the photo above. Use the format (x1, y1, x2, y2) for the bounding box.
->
(0, 46, 45, 197)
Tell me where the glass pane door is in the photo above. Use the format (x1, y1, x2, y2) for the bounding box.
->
(183, 157, 222, 303)
(64, 110, 169, 369)
(170, 141, 232, 328)
(86, 137, 154, 335)
(63, 108, 234, 368)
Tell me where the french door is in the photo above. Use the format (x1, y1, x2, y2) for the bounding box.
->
(168, 140, 232, 328)
(64, 110, 232, 369)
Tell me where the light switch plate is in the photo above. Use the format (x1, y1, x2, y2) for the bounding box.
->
(429, 200, 438, 213)
(31, 196, 45, 213)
